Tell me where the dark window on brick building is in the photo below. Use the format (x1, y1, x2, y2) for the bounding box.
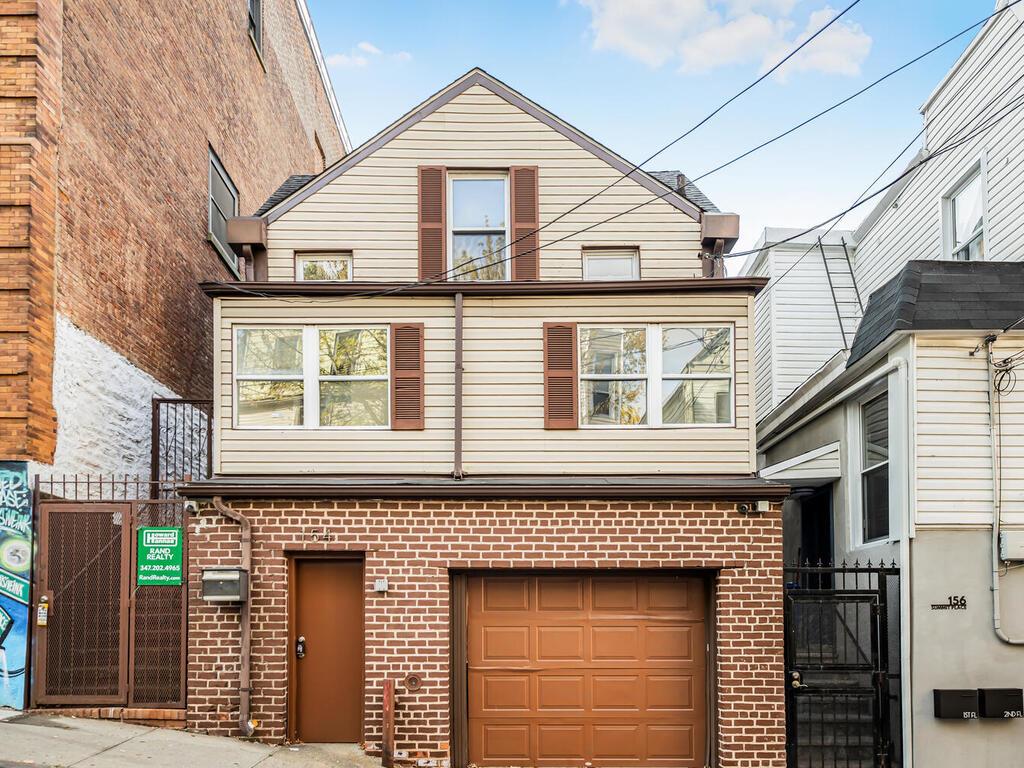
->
(208, 148, 239, 273)
(248, 0, 262, 51)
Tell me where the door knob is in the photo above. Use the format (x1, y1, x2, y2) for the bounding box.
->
(296, 635, 306, 659)
(790, 671, 808, 689)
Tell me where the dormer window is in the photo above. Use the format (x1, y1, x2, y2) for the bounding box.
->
(448, 172, 509, 281)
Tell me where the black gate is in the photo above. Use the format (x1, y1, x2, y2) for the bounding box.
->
(784, 563, 901, 768)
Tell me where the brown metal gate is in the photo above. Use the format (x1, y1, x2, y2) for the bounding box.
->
(34, 496, 188, 708)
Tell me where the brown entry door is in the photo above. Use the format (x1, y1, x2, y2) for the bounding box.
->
(467, 573, 707, 767)
(292, 559, 364, 742)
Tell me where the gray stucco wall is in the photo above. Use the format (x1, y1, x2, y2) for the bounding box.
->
(910, 528, 1024, 766)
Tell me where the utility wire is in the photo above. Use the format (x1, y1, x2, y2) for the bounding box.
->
(221, 0, 1024, 305)
(425, 0, 866, 283)
(758, 16, 1024, 299)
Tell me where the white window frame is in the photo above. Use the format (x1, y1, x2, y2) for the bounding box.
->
(447, 171, 510, 281)
(942, 159, 986, 261)
(852, 386, 890, 545)
(295, 252, 354, 282)
(208, 148, 240, 276)
(233, 325, 390, 430)
(582, 247, 641, 280)
(578, 323, 735, 429)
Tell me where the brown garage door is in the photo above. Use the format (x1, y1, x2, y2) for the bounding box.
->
(467, 573, 707, 767)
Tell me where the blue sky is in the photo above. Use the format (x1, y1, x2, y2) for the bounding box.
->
(308, 0, 996, 251)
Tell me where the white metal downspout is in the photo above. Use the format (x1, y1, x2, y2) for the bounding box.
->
(984, 338, 1024, 645)
(896, 354, 914, 768)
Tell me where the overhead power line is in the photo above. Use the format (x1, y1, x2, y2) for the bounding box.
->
(424, 0, 866, 283)
(220, 0, 1024, 305)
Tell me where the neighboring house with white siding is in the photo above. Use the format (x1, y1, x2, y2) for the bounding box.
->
(751, 3, 1024, 766)
(179, 69, 791, 767)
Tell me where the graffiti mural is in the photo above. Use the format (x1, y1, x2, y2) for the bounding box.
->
(0, 462, 31, 710)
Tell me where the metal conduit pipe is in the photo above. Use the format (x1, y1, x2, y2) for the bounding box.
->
(212, 496, 257, 735)
(984, 339, 1024, 646)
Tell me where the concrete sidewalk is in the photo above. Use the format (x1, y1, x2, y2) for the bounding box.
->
(0, 712, 380, 768)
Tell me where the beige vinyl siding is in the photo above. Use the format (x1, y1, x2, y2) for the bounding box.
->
(855, 13, 1024, 297)
(213, 291, 755, 475)
(267, 85, 702, 282)
(460, 294, 753, 474)
(216, 296, 455, 474)
(914, 334, 1024, 526)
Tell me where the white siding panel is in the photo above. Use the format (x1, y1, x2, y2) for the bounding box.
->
(855, 14, 1024, 297)
(213, 292, 756, 475)
(268, 85, 702, 282)
(914, 334, 1024, 525)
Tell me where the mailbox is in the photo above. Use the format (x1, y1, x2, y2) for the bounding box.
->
(201, 567, 249, 602)
(934, 689, 978, 720)
(978, 688, 1023, 719)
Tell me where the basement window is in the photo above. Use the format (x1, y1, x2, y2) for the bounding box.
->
(578, 325, 733, 427)
(208, 148, 239, 274)
(860, 391, 890, 542)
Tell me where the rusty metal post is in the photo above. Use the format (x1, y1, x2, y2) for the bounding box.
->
(382, 678, 396, 767)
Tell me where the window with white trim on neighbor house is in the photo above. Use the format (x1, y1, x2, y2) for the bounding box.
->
(860, 390, 890, 542)
(578, 325, 732, 427)
(295, 252, 353, 281)
(946, 167, 984, 261)
(234, 327, 389, 428)
(448, 172, 508, 281)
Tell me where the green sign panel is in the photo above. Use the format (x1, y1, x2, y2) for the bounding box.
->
(137, 527, 183, 586)
(0, 570, 29, 604)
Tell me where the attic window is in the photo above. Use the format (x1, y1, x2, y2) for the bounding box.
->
(946, 166, 984, 261)
(448, 172, 509, 281)
(296, 252, 353, 281)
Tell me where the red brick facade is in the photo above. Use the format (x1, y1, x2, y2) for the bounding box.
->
(187, 498, 785, 767)
(0, 0, 344, 463)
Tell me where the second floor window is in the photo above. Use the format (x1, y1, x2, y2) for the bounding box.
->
(235, 326, 389, 429)
(209, 149, 239, 273)
(947, 168, 984, 261)
(449, 172, 508, 281)
(578, 325, 733, 427)
(860, 391, 890, 542)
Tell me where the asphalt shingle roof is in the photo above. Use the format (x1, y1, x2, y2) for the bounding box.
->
(848, 260, 1024, 366)
(255, 174, 316, 216)
(649, 170, 719, 213)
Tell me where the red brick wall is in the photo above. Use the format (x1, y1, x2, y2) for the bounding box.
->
(187, 498, 785, 767)
(56, 0, 343, 401)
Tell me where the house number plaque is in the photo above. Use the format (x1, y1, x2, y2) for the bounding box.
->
(930, 595, 967, 611)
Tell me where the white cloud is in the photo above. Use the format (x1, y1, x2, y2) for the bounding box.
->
(764, 7, 872, 82)
(576, 0, 870, 80)
(327, 52, 369, 69)
(327, 42, 412, 70)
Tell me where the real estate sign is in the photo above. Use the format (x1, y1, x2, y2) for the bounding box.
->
(0, 461, 32, 710)
(136, 527, 183, 586)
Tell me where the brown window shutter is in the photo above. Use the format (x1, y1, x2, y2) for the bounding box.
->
(510, 166, 540, 280)
(391, 322, 425, 430)
(543, 321, 577, 429)
(418, 166, 446, 281)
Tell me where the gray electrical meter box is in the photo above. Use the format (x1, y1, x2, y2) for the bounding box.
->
(1000, 531, 1024, 561)
(201, 567, 249, 602)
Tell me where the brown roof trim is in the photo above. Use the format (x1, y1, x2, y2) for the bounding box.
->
(179, 475, 791, 502)
(201, 277, 769, 299)
(262, 68, 703, 223)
